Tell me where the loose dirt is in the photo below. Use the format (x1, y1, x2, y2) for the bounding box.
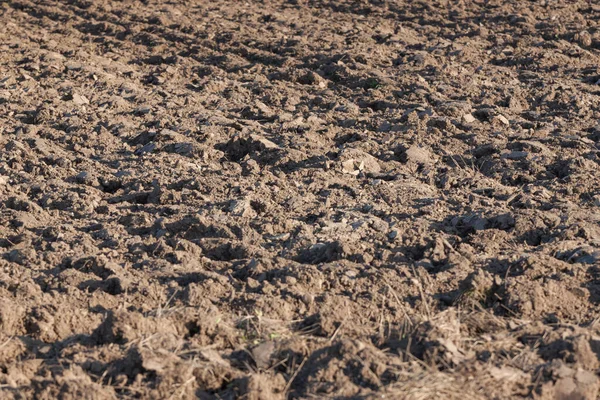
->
(2, 0, 600, 399)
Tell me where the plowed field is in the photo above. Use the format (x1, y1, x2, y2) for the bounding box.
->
(2, 1, 600, 398)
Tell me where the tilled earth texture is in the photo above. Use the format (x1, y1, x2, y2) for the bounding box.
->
(3, 0, 600, 399)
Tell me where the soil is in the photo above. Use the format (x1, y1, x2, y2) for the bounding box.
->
(1, 0, 600, 398)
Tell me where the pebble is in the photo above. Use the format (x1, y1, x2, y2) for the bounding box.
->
(301, 293, 314, 305)
(463, 113, 476, 123)
(494, 114, 510, 126)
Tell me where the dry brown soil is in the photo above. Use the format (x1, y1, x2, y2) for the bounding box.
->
(2, 0, 600, 398)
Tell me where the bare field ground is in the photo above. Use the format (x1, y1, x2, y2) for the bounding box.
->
(2, 0, 600, 398)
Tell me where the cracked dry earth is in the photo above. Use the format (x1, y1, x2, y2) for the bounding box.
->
(2, 0, 600, 399)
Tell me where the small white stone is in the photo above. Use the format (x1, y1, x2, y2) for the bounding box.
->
(496, 114, 509, 126)
(463, 113, 476, 123)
